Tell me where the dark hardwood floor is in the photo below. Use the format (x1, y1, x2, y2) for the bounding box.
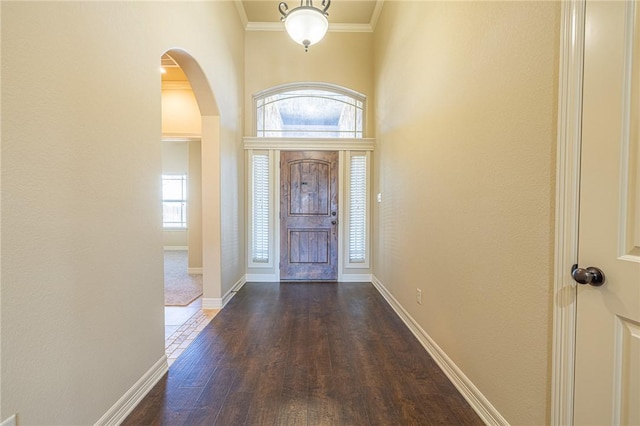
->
(124, 282, 484, 425)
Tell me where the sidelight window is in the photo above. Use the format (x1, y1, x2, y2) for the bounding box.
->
(349, 154, 367, 263)
(251, 153, 270, 263)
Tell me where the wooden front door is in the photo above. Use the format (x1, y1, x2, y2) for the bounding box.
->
(574, 1, 640, 424)
(280, 151, 338, 281)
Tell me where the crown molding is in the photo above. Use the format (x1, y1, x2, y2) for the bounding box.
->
(241, 0, 383, 33)
(246, 21, 282, 32)
(329, 23, 373, 33)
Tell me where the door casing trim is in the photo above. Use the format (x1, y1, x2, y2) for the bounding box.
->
(552, 1, 585, 424)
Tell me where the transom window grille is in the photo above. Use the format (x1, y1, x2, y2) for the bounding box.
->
(349, 154, 367, 263)
(255, 84, 364, 138)
(162, 174, 187, 228)
(252, 154, 270, 263)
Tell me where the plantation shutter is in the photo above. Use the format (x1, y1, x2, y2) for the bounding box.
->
(349, 155, 367, 263)
(252, 154, 270, 263)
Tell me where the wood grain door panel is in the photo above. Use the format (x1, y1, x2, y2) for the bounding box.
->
(288, 230, 329, 263)
(281, 151, 338, 280)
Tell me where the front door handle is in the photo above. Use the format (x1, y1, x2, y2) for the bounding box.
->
(571, 264, 606, 286)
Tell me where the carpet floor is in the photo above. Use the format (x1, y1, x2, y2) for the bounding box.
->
(164, 250, 203, 306)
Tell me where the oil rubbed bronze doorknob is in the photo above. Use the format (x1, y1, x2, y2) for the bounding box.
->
(571, 264, 606, 286)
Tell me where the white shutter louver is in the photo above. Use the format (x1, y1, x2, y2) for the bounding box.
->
(349, 155, 367, 263)
(252, 154, 270, 263)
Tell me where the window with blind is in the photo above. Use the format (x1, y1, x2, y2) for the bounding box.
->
(251, 153, 270, 264)
(348, 154, 367, 264)
(162, 174, 187, 228)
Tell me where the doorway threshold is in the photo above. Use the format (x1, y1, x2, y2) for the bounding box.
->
(165, 298, 220, 366)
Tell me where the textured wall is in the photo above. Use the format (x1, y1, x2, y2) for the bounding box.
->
(373, 2, 559, 424)
(0, 2, 244, 423)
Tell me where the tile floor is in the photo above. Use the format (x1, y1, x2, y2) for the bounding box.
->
(165, 297, 220, 366)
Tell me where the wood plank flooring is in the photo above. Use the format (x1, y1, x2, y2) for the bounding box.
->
(124, 282, 484, 425)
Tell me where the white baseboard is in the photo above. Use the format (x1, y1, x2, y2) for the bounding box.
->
(245, 273, 278, 282)
(202, 276, 247, 309)
(187, 267, 202, 275)
(94, 355, 168, 426)
(222, 276, 246, 307)
(371, 276, 509, 426)
(340, 273, 372, 282)
(163, 246, 187, 251)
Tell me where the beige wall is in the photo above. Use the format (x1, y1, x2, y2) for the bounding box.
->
(162, 83, 202, 137)
(373, 2, 559, 424)
(162, 140, 190, 175)
(0, 2, 244, 424)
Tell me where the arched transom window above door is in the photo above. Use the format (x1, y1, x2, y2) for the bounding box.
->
(254, 83, 365, 138)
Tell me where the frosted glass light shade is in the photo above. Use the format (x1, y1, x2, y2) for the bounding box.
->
(284, 7, 329, 49)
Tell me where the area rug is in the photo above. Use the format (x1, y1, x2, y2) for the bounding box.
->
(164, 250, 203, 306)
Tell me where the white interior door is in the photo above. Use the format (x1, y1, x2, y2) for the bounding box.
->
(574, 1, 640, 424)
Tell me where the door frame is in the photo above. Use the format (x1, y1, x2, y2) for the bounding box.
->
(244, 138, 375, 282)
(162, 49, 223, 310)
(555, 2, 640, 423)
(552, 1, 584, 424)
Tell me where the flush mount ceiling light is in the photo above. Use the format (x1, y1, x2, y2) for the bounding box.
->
(278, 0, 331, 52)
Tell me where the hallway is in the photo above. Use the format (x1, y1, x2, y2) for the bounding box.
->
(1, 1, 566, 423)
(124, 282, 483, 425)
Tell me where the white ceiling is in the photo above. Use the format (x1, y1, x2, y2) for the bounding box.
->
(238, 0, 383, 30)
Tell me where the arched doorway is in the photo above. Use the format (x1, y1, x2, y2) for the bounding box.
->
(160, 49, 221, 362)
